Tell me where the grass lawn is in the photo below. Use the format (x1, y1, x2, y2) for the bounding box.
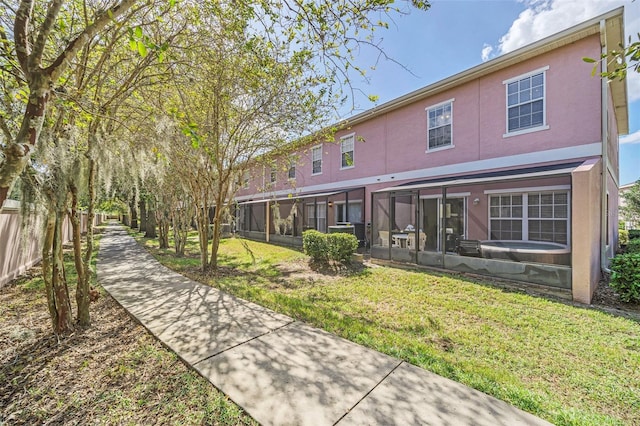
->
(134, 231, 640, 426)
(1, 229, 254, 425)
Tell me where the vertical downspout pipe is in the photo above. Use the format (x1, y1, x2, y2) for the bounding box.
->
(600, 19, 611, 274)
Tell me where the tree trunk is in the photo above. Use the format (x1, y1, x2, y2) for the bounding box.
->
(42, 193, 74, 335)
(157, 206, 170, 249)
(53, 206, 73, 334)
(42, 210, 57, 329)
(0, 79, 50, 207)
(209, 199, 225, 271)
(196, 206, 209, 272)
(41, 199, 75, 335)
(139, 199, 147, 233)
(81, 155, 97, 325)
(144, 206, 158, 238)
(70, 182, 89, 326)
(130, 197, 138, 229)
(145, 200, 157, 238)
(172, 199, 191, 256)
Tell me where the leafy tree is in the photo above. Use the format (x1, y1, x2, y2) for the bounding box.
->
(1, 0, 431, 332)
(584, 33, 640, 81)
(622, 180, 640, 229)
(0, 0, 141, 207)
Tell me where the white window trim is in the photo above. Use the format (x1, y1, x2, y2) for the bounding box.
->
(311, 144, 323, 176)
(503, 125, 549, 139)
(426, 98, 455, 152)
(425, 144, 455, 154)
(487, 189, 571, 247)
(334, 200, 363, 223)
(333, 199, 364, 205)
(340, 133, 355, 170)
(484, 185, 570, 195)
(270, 165, 277, 184)
(419, 192, 470, 199)
(503, 66, 549, 137)
(502, 66, 549, 85)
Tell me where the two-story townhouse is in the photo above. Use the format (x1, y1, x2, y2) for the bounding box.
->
(233, 7, 628, 304)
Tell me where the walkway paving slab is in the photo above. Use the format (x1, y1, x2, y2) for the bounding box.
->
(98, 225, 553, 426)
(338, 362, 550, 426)
(194, 321, 401, 426)
(98, 228, 293, 364)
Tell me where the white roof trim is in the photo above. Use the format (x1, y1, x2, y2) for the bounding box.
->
(374, 167, 577, 193)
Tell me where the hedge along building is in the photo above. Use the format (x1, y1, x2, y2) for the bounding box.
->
(232, 7, 628, 304)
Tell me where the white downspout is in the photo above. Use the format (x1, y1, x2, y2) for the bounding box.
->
(600, 20, 611, 274)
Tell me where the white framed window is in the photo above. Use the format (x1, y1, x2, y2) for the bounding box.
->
(334, 200, 362, 223)
(311, 145, 322, 175)
(489, 190, 569, 245)
(426, 99, 454, 151)
(288, 161, 296, 180)
(504, 67, 548, 136)
(489, 194, 523, 240)
(305, 202, 326, 232)
(305, 204, 315, 228)
(527, 192, 568, 245)
(340, 134, 355, 169)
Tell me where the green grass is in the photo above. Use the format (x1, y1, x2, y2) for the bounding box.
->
(133, 231, 640, 425)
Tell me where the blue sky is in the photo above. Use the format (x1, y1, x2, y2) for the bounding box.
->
(340, 0, 640, 185)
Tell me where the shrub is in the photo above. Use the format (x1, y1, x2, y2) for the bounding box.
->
(302, 230, 329, 262)
(610, 253, 640, 303)
(326, 232, 359, 263)
(302, 230, 359, 264)
(619, 229, 629, 247)
(629, 229, 640, 240)
(627, 238, 640, 254)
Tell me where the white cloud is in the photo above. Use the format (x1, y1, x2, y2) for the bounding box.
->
(621, 129, 640, 144)
(481, 44, 494, 62)
(628, 72, 640, 102)
(484, 0, 640, 99)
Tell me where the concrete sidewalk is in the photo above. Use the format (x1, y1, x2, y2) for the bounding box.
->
(97, 225, 551, 426)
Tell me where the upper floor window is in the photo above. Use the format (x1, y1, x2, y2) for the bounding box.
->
(312, 145, 322, 175)
(270, 165, 277, 183)
(288, 161, 296, 180)
(426, 99, 453, 151)
(504, 67, 548, 135)
(340, 134, 355, 169)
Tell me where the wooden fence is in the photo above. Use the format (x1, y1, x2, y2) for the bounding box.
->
(0, 200, 105, 287)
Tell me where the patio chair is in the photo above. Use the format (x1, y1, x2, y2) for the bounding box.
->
(407, 232, 427, 251)
(378, 230, 390, 247)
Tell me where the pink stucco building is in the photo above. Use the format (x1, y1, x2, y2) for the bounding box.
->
(233, 8, 628, 304)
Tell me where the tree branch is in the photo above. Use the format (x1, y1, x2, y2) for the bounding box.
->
(13, 0, 34, 76)
(0, 112, 13, 142)
(29, 0, 64, 70)
(45, 0, 139, 81)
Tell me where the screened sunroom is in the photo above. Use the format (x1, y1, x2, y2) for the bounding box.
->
(370, 163, 581, 289)
(235, 187, 366, 247)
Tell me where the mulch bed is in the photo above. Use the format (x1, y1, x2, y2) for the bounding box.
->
(0, 267, 254, 425)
